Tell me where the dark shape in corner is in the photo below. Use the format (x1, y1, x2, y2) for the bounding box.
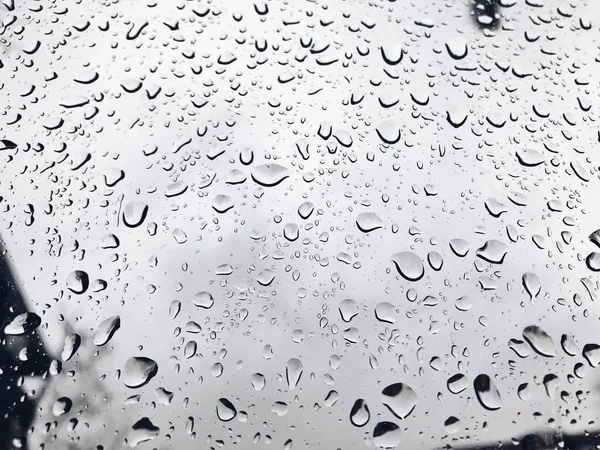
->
(0, 240, 50, 449)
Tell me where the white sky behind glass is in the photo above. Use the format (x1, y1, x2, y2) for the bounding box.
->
(1, 0, 600, 448)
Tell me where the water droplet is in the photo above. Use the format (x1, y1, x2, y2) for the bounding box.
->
(356, 212, 384, 232)
(586, 252, 600, 271)
(583, 344, 600, 367)
(251, 373, 266, 391)
(66, 270, 89, 294)
(283, 223, 299, 241)
(427, 252, 443, 271)
(444, 416, 461, 434)
(338, 299, 358, 322)
(391, 252, 424, 281)
(257, 269, 275, 286)
(522, 273, 541, 300)
(374, 302, 396, 324)
(449, 239, 470, 257)
(473, 374, 502, 411)
(251, 164, 290, 187)
(129, 418, 160, 447)
(123, 201, 148, 228)
(61, 333, 81, 361)
(373, 421, 402, 448)
(286, 358, 303, 390)
(350, 399, 370, 427)
(381, 383, 418, 419)
(516, 148, 544, 167)
(447, 374, 468, 394)
(4, 312, 41, 335)
(193, 292, 214, 309)
(52, 397, 72, 416)
(93, 315, 121, 346)
(522, 325, 556, 357)
(123, 357, 158, 388)
(213, 195, 235, 213)
(216, 398, 237, 421)
(445, 37, 468, 59)
(376, 122, 401, 144)
(476, 240, 508, 264)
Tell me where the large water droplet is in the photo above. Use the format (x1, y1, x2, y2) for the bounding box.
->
(61, 333, 81, 361)
(391, 252, 424, 281)
(476, 240, 508, 264)
(4, 312, 41, 335)
(286, 358, 303, 390)
(216, 398, 237, 421)
(449, 239, 470, 257)
(375, 122, 401, 144)
(129, 418, 160, 447)
(251, 373, 266, 391)
(338, 299, 358, 322)
(516, 148, 544, 167)
(251, 164, 290, 187)
(52, 397, 72, 416)
(374, 302, 396, 324)
(123, 357, 158, 388)
(93, 315, 121, 346)
(583, 343, 600, 367)
(447, 373, 468, 394)
(373, 421, 401, 448)
(381, 383, 418, 419)
(473, 374, 502, 411)
(356, 212, 384, 233)
(445, 37, 468, 59)
(193, 291, 214, 309)
(66, 270, 89, 294)
(350, 399, 370, 427)
(522, 273, 541, 301)
(123, 201, 148, 228)
(522, 325, 556, 357)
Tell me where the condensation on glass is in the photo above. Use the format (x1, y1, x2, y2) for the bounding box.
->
(0, 0, 599, 449)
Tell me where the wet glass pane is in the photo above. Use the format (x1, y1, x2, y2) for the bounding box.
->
(1, 0, 600, 449)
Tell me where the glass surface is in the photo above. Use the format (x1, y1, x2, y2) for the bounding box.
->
(1, 0, 600, 448)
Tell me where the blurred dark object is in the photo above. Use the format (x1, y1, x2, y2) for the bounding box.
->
(447, 430, 600, 450)
(471, 0, 500, 30)
(0, 242, 50, 449)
